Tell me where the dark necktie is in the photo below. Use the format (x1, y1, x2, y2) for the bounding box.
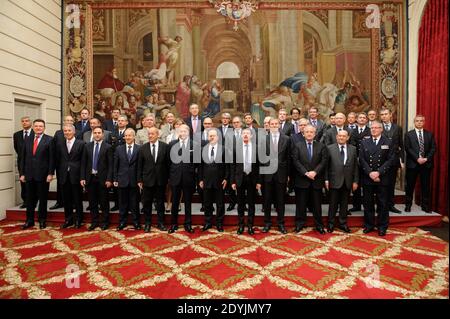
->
(82, 120, 87, 130)
(307, 142, 313, 161)
(340, 145, 345, 162)
(152, 143, 156, 162)
(24, 130, 28, 140)
(127, 145, 132, 161)
(385, 124, 390, 131)
(373, 138, 377, 145)
(359, 128, 363, 134)
(418, 130, 425, 156)
(210, 146, 215, 163)
(93, 142, 99, 171)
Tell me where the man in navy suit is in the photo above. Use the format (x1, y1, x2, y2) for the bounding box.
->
(114, 128, 141, 230)
(81, 127, 114, 231)
(359, 121, 397, 236)
(185, 104, 203, 137)
(103, 108, 121, 132)
(404, 115, 437, 213)
(55, 123, 85, 229)
(75, 107, 91, 139)
(19, 119, 54, 229)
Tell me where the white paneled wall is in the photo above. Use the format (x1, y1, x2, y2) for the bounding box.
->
(0, 0, 62, 219)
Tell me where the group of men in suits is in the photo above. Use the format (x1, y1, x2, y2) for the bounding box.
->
(13, 105, 436, 236)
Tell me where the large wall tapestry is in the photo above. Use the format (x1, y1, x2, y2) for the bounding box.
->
(63, 0, 405, 127)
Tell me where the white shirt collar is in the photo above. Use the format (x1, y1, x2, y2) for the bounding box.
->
(66, 136, 76, 143)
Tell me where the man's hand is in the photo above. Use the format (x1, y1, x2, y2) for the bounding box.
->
(369, 171, 380, 181)
(305, 171, 317, 180)
(222, 180, 227, 189)
(199, 181, 204, 189)
(325, 181, 329, 190)
(80, 180, 86, 187)
(352, 183, 358, 191)
(232, 183, 236, 191)
(417, 157, 428, 165)
(105, 181, 112, 188)
(138, 182, 143, 190)
(256, 183, 261, 190)
(19, 175, 25, 183)
(46, 175, 53, 183)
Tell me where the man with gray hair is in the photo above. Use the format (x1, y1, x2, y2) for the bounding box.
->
(135, 113, 155, 145)
(55, 123, 85, 229)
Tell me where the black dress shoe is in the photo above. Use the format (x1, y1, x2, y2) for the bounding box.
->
(338, 225, 351, 233)
(184, 225, 194, 233)
(86, 205, 91, 211)
(349, 207, 361, 212)
(327, 226, 334, 233)
(294, 225, 304, 233)
(61, 222, 74, 229)
(110, 206, 119, 212)
(144, 224, 151, 233)
(237, 225, 244, 235)
(117, 223, 126, 231)
(75, 222, 82, 229)
(217, 225, 224, 232)
(389, 206, 402, 214)
(202, 224, 212, 232)
(22, 222, 35, 230)
(101, 224, 109, 230)
(168, 225, 178, 234)
(316, 226, 325, 234)
(227, 204, 235, 211)
(378, 229, 387, 236)
(39, 222, 46, 229)
(200, 206, 205, 212)
(422, 207, 432, 213)
(88, 224, 99, 231)
(19, 203, 27, 209)
(404, 205, 411, 212)
(49, 203, 63, 210)
(134, 224, 142, 230)
(278, 225, 287, 234)
(262, 225, 271, 233)
(157, 223, 167, 231)
(248, 227, 255, 235)
(363, 227, 374, 234)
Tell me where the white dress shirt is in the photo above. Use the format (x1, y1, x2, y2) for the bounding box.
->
(66, 137, 76, 154)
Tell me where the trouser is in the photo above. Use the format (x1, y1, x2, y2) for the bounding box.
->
(263, 180, 286, 226)
(62, 175, 83, 224)
(405, 166, 431, 210)
(203, 187, 225, 225)
(295, 186, 323, 228)
(25, 180, 49, 223)
(171, 185, 194, 226)
(363, 184, 389, 231)
(328, 185, 350, 227)
(237, 175, 257, 226)
(20, 180, 27, 203)
(352, 171, 363, 209)
(118, 186, 140, 225)
(87, 176, 110, 225)
(386, 167, 399, 208)
(143, 185, 166, 225)
(55, 180, 64, 205)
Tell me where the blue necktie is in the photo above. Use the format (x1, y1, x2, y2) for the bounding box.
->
(127, 145, 132, 161)
(82, 120, 86, 130)
(307, 142, 313, 161)
(93, 142, 99, 171)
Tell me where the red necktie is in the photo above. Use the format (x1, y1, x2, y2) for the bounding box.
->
(33, 135, 40, 156)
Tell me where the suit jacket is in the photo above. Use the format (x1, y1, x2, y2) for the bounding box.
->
(290, 132, 306, 150)
(350, 126, 371, 155)
(404, 129, 436, 169)
(308, 119, 326, 142)
(168, 139, 198, 187)
(137, 141, 170, 187)
(55, 138, 85, 185)
(359, 135, 397, 186)
(199, 144, 230, 189)
(325, 143, 359, 189)
(185, 116, 204, 136)
(20, 134, 55, 182)
(291, 140, 328, 189)
(75, 120, 91, 139)
(103, 119, 118, 132)
(83, 130, 112, 145)
(279, 121, 294, 136)
(260, 133, 290, 183)
(13, 129, 34, 172)
(231, 141, 261, 187)
(113, 144, 141, 188)
(382, 123, 404, 168)
(135, 128, 149, 145)
(111, 128, 129, 148)
(80, 141, 113, 185)
(323, 126, 355, 146)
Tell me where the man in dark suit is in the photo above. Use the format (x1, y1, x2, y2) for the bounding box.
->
(19, 119, 54, 229)
(75, 107, 91, 139)
(51, 115, 75, 211)
(83, 118, 112, 144)
(404, 115, 437, 213)
(291, 124, 328, 234)
(288, 118, 308, 194)
(13, 116, 34, 208)
(114, 128, 141, 231)
(103, 108, 121, 132)
(137, 127, 170, 232)
(55, 123, 85, 229)
(290, 107, 301, 135)
(225, 116, 244, 212)
(349, 112, 371, 212)
(261, 119, 290, 234)
(81, 127, 113, 231)
(323, 112, 355, 146)
(308, 106, 326, 142)
(231, 128, 261, 235)
(278, 108, 293, 136)
(359, 121, 397, 236)
(219, 112, 232, 144)
(168, 124, 198, 233)
(199, 128, 229, 232)
(185, 104, 203, 137)
(325, 130, 359, 233)
(380, 108, 404, 214)
(347, 112, 358, 131)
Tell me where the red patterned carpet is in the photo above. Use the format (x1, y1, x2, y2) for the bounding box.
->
(0, 221, 448, 299)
